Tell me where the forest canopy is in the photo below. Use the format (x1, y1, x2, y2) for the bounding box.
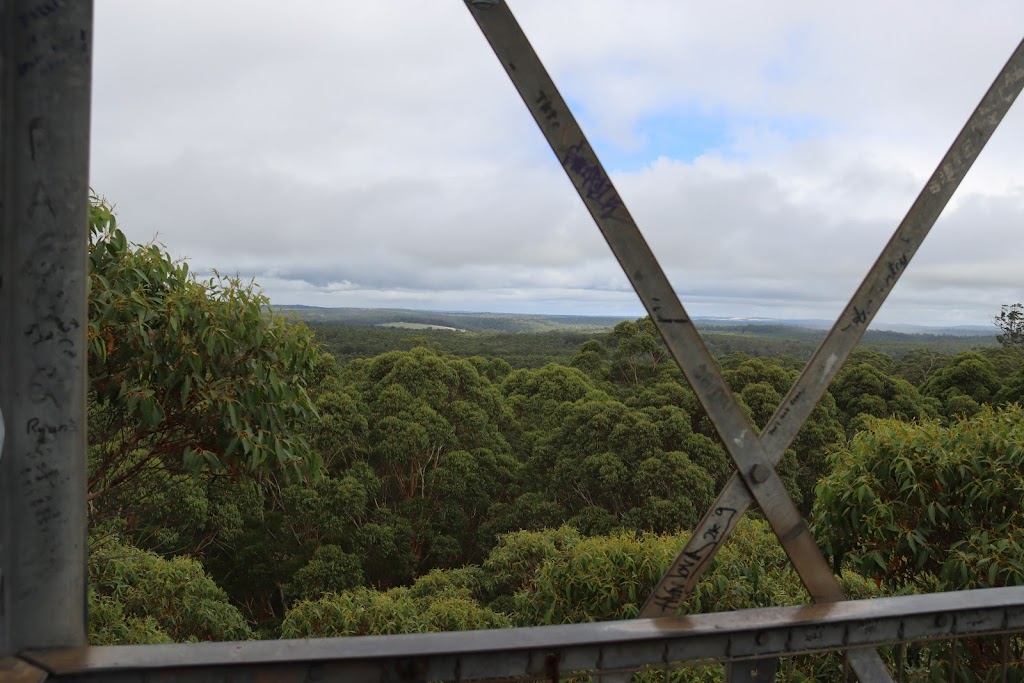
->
(86, 198, 1024, 677)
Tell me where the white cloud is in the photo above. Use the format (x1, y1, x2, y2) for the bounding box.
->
(90, 1, 1024, 327)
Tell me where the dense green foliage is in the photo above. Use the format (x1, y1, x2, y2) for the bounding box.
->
(87, 199, 322, 515)
(87, 198, 1024, 677)
(813, 407, 1024, 679)
(814, 406, 1024, 592)
(309, 320, 997, 370)
(89, 534, 251, 644)
(310, 324, 599, 368)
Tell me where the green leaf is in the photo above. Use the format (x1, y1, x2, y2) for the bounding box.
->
(180, 375, 192, 408)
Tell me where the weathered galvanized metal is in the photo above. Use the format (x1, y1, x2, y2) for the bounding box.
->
(16, 587, 1024, 681)
(0, 0, 93, 658)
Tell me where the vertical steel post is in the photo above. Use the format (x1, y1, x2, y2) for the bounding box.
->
(0, 0, 93, 656)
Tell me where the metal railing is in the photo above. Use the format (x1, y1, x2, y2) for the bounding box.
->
(7, 588, 1024, 681)
(2, 1, 1023, 682)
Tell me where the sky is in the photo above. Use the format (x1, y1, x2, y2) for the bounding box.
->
(89, 1, 1024, 327)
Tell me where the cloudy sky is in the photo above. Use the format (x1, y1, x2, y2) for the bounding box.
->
(90, 2, 1024, 327)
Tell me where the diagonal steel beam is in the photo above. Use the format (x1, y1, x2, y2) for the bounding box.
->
(463, 2, 893, 680)
(641, 35, 1024, 620)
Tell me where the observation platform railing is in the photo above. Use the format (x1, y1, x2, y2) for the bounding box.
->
(4, 587, 1024, 681)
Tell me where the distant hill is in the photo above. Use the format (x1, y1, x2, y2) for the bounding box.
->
(695, 316, 995, 337)
(281, 306, 1000, 368)
(274, 305, 998, 338)
(273, 305, 626, 333)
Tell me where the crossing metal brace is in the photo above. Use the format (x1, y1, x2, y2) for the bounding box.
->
(638, 35, 1024, 624)
(465, 2, 1024, 681)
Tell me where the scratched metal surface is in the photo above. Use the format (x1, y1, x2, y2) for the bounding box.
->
(0, 0, 93, 656)
(462, 2, 892, 680)
(19, 587, 1024, 681)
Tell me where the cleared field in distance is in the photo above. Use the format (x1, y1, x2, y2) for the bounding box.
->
(379, 322, 467, 332)
(292, 306, 999, 369)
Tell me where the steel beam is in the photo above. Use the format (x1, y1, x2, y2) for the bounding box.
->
(0, 0, 93, 656)
(18, 587, 1024, 682)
